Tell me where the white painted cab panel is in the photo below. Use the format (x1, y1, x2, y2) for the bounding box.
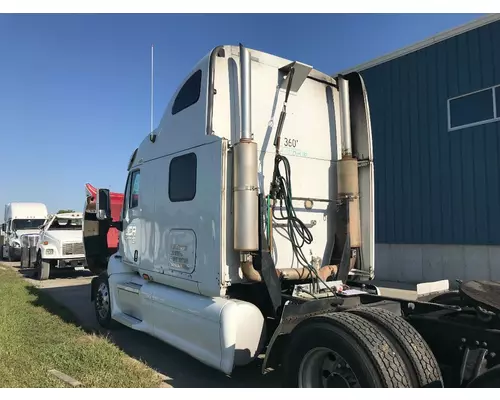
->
(108, 254, 266, 375)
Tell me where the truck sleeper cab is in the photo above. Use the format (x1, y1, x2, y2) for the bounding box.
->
(89, 45, 500, 388)
(89, 43, 376, 380)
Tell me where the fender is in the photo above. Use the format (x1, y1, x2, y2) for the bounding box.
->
(261, 297, 345, 373)
(37, 243, 57, 258)
(261, 293, 403, 373)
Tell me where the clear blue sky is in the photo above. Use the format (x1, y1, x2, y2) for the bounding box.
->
(0, 13, 485, 213)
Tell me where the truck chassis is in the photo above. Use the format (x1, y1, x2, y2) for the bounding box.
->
(91, 268, 500, 388)
(259, 280, 500, 388)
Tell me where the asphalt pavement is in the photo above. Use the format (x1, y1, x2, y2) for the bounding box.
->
(1, 261, 418, 388)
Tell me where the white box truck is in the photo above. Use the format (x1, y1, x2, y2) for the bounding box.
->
(1, 202, 48, 261)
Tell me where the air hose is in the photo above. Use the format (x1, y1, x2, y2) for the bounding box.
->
(267, 66, 336, 296)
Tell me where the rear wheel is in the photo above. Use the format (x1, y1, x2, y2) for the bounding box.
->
(283, 312, 413, 388)
(348, 306, 444, 387)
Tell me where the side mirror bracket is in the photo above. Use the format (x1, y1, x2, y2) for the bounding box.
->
(111, 220, 123, 232)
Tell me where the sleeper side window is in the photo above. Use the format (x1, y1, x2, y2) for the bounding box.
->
(129, 170, 141, 209)
(172, 70, 202, 115)
(169, 153, 197, 202)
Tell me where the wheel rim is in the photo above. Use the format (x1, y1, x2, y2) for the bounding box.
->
(298, 347, 360, 388)
(96, 282, 110, 320)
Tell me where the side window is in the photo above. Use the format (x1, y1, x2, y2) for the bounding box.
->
(129, 170, 141, 209)
(172, 70, 202, 115)
(169, 153, 197, 202)
(448, 86, 498, 131)
(121, 174, 131, 219)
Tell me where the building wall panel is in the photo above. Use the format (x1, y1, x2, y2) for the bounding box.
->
(361, 20, 500, 245)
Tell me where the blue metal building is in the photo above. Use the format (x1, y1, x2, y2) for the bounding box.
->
(340, 14, 500, 283)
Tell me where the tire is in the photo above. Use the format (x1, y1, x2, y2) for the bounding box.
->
(35, 252, 51, 280)
(348, 306, 443, 388)
(37, 259, 51, 280)
(92, 273, 121, 330)
(283, 312, 413, 388)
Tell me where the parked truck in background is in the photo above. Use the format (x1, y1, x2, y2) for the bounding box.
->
(34, 212, 87, 280)
(1, 202, 48, 261)
(83, 183, 123, 276)
(87, 44, 500, 388)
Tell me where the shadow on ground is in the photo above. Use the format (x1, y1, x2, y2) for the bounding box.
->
(17, 266, 94, 280)
(16, 265, 281, 388)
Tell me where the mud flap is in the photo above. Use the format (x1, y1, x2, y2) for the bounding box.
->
(262, 297, 346, 373)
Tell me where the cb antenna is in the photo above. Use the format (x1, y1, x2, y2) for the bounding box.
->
(150, 44, 154, 133)
(149, 44, 156, 143)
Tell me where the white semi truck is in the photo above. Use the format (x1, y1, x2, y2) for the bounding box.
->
(88, 45, 500, 388)
(1, 202, 48, 261)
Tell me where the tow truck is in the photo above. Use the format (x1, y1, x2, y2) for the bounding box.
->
(35, 212, 86, 280)
(86, 44, 500, 388)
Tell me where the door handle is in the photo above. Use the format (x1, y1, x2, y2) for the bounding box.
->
(134, 250, 138, 262)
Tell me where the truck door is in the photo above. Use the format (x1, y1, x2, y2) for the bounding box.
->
(121, 169, 141, 268)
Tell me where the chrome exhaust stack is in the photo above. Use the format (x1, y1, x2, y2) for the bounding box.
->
(337, 75, 362, 251)
(233, 44, 259, 280)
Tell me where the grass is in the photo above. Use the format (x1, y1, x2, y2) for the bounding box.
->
(0, 266, 164, 388)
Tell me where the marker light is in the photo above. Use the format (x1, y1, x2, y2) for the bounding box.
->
(304, 199, 314, 210)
